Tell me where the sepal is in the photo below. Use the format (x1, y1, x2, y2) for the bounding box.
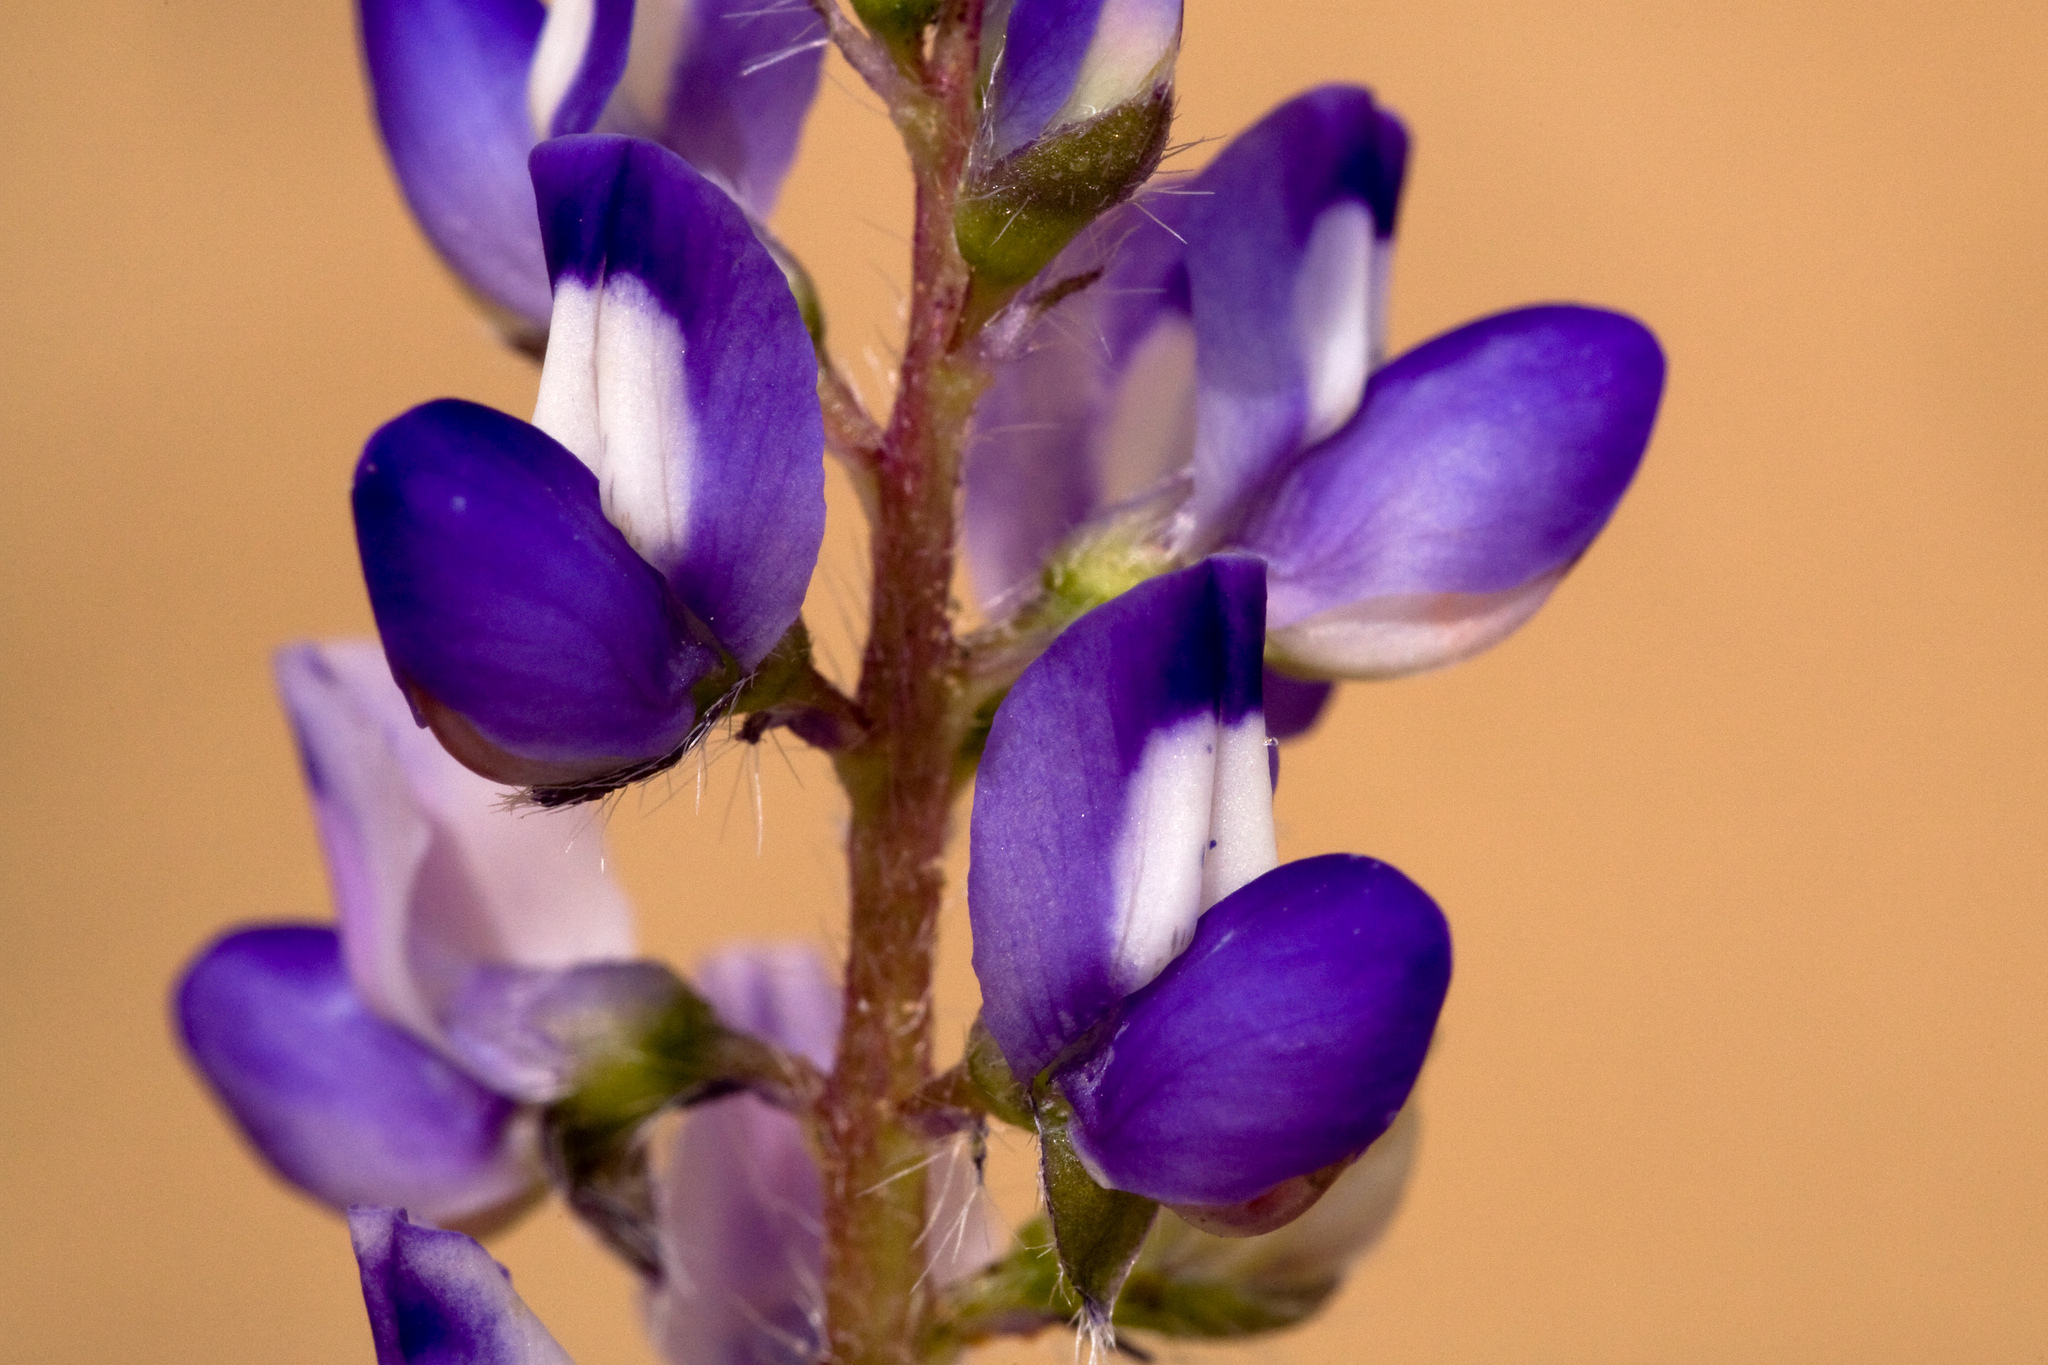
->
(539, 964, 820, 1274)
(1036, 1095, 1160, 1332)
(957, 90, 1174, 291)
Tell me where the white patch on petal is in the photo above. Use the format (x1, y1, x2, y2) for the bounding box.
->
(1049, 0, 1180, 131)
(1109, 713, 1278, 993)
(1096, 312, 1197, 508)
(533, 274, 697, 574)
(1201, 715, 1279, 909)
(1267, 572, 1564, 680)
(527, 0, 597, 139)
(1292, 201, 1376, 449)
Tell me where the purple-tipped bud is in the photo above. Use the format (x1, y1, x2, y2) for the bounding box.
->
(957, 0, 1184, 288)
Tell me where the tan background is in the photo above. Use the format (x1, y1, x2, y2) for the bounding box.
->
(4, 0, 2045, 1360)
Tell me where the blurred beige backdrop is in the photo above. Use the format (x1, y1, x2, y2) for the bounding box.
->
(4, 0, 2045, 1360)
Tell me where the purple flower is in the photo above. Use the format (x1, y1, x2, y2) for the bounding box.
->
(351, 1206, 573, 1363)
(354, 135, 825, 792)
(358, 0, 825, 347)
(968, 557, 1450, 1210)
(650, 946, 996, 1365)
(965, 86, 1665, 735)
(175, 641, 635, 1225)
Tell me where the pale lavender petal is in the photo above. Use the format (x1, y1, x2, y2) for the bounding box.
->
(358, 0, 552, 343)
(651, 947, 992, 1364)
(962, 198, 1196, 607)
(440, 960, 681, 1102)
(1238, 305, 1665, 678)
(1057, 855, 1449, 1206)
(968, 558, 1274, 1081)
(176, 926, 537, 1225)
(693, 943, 841, 1069)
(651, 1092, 824, 1365)
(603, 0, 827, 219)
(275, 641, 634, 1050)
(351, 1207, 573, 1364)
(530, 136, 825, 668)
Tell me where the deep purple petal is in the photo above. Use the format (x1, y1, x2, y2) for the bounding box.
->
(354, 398, 710, 787)
(968, 557, 1275, 1082)
(275, 641, 634, 1044)
(1057, 854, 1450, 1205)
(351, 1207, 573, 1364)
(1238, 305, 1666, 678)
(987, 0, 1181, 159)
(1260, 668, 1334, 742)
(175, 927, 535, 1225)
(358, 0, 552, 343)
(529, 136, 825, 669)
(963, 198, 1195, 607)
(601, 0, 826, 219)
(1180, 85, 1410, 539)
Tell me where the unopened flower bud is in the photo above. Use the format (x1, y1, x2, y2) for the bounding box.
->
(958, 0, 1182, 288)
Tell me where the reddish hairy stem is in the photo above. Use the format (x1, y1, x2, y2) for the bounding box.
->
(819, 3, 988, 1364)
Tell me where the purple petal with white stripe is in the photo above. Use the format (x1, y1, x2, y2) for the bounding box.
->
(1056, 854, 1450, 1205)
(351, 1207, 573, 1364)
(986, 0, 1182, 160)
(357, 0, 552, 344)
(969, 557, 1275, 1082)
(962, 85, 1406, 607)
(275, 641, 633, 1050)
(650, 945, 834, 1365)
(602, 0, 826, 219)
(354, 398, 711, 788)
(1238, 305, 1666, 678)
(527, 0, 638, 139)
(1180, 85, 1409, 541)
(175, 926, 536, 1225)
(530, 136, 825, 668)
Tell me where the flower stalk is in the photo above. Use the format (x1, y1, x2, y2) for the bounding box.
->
(821, 3, 990, 1362)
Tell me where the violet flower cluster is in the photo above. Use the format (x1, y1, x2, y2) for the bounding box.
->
(174, 0, 1664, 1361)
